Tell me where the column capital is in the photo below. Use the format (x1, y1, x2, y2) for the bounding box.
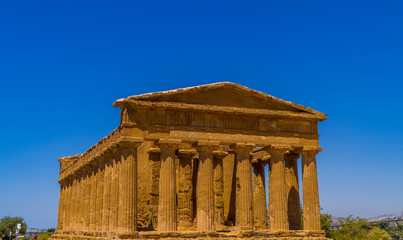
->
(156, 138, 182, 149)
(213, 150, 228, 159)
(148, 147, 161, 154)
(177, 148, 197, 159)
(261, 155, 271, 162)
(285, 151, 300, 161)
(296, 146, 322, 156)
(231, 143, 255, 153)
(103, 148, 115, 159)
(196, 140, 220, 151)
(265, 144, 291, 155)
(117, 136, 144, 148)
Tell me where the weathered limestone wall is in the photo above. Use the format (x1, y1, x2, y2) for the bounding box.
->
(178, 149, 197, 230)
(213, 150, 226, 229)
(149, 147, 161, 230)
(137, 141, 153, 230)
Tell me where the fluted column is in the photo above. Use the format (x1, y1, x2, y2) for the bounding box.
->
(76, 172, 84, 231)
(177, 148, 197, 230)
(213, 150, 227, 229)
(267, 145, 290, 230)
(64, 179, 72, 230)
(89, 163, 97, 232)
(300, 147, 322, 230)
(102, 152, 113, 232)
(285, 151, 301, 230)
(84, 167, 92, 231)
(196, 141, 218, 231)
(117, 140, 141, 233)
(223, 150, 236, 226)
(157, 139, 181, 231)
(60, 183, 67, 231)
(71, 177, 78, 230)
(57, 182, 65, 231)
(109, 149, 120, 232)
(95, 161, 105, 232)
(233, 143, 255, 230)
(253, 158, 268, 229)
(149, 147, 161, 230)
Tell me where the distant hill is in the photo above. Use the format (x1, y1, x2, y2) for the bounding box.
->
(27, 228, 48, 234)
(367, 210, 403, 222)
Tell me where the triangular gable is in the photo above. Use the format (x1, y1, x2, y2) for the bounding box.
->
(114, 82, 326, 120)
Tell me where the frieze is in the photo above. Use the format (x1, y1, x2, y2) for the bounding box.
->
(126, 108, 317, 136)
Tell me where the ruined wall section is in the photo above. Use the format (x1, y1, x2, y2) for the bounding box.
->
(136, 141, 154, 230)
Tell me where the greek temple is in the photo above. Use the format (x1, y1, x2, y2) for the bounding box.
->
(51, 82, 329, 240)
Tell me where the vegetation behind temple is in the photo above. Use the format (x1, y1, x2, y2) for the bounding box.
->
(320, 213, 403, 240)
(0, 216, 55, 240)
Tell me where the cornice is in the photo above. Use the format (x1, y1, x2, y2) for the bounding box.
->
(116, 100, 327, 121)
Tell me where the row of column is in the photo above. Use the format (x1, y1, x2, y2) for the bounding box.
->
(57, 140, 322, 234)
(57, 142, 140, 234)
(253, 145, 322, 231)
(156, 142, 322, 232)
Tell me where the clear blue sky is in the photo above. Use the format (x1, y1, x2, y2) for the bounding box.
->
(0, 0, 402, 229)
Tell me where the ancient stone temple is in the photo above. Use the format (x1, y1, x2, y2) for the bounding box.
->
(51, 82, 330, 240)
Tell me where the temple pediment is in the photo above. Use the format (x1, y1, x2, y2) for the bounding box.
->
(114, 82, 326, 120)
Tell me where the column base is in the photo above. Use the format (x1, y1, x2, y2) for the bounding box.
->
(51, 230, 331, 240)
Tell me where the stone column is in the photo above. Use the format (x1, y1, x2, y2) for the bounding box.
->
(76, 172, 84, 231)
(253, 158, 268, 229)
(149, 147, 161, 230)
(157, 139, 181, 232)
(300, 147, 322, 230)
(109, 149, 120, 232)
(84, 167, 91, 231)
(177, 148, 197, 230)
(95, 160, 105, 232)
(233, 143, 255, 230)
(223, 150, 236, 226)
(267, 145, 290, 231)
(102, 152, 113, 232)
(285, 151, 302, 230)
(213, 150, 227, 230)
(196, 141, 218, 231)
(64, 179, 72, 231)
(71, 177, 78, 230)
(117, 140, 141, 233)
(89, 163, 97, 232)
(57, 182, 65, 231)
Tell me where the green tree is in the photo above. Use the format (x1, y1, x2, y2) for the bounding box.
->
(325, 215, 392, 240)
(320, 212, 333, 232)
(0, 216, 27, 239)
(37, 231, 54, 240)
(368, 226, 391, 240)
(374, 221, 388, 230)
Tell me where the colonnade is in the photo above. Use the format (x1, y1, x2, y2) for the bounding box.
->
(57, 140, 322, 234)
(57, 142, 140, 234)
